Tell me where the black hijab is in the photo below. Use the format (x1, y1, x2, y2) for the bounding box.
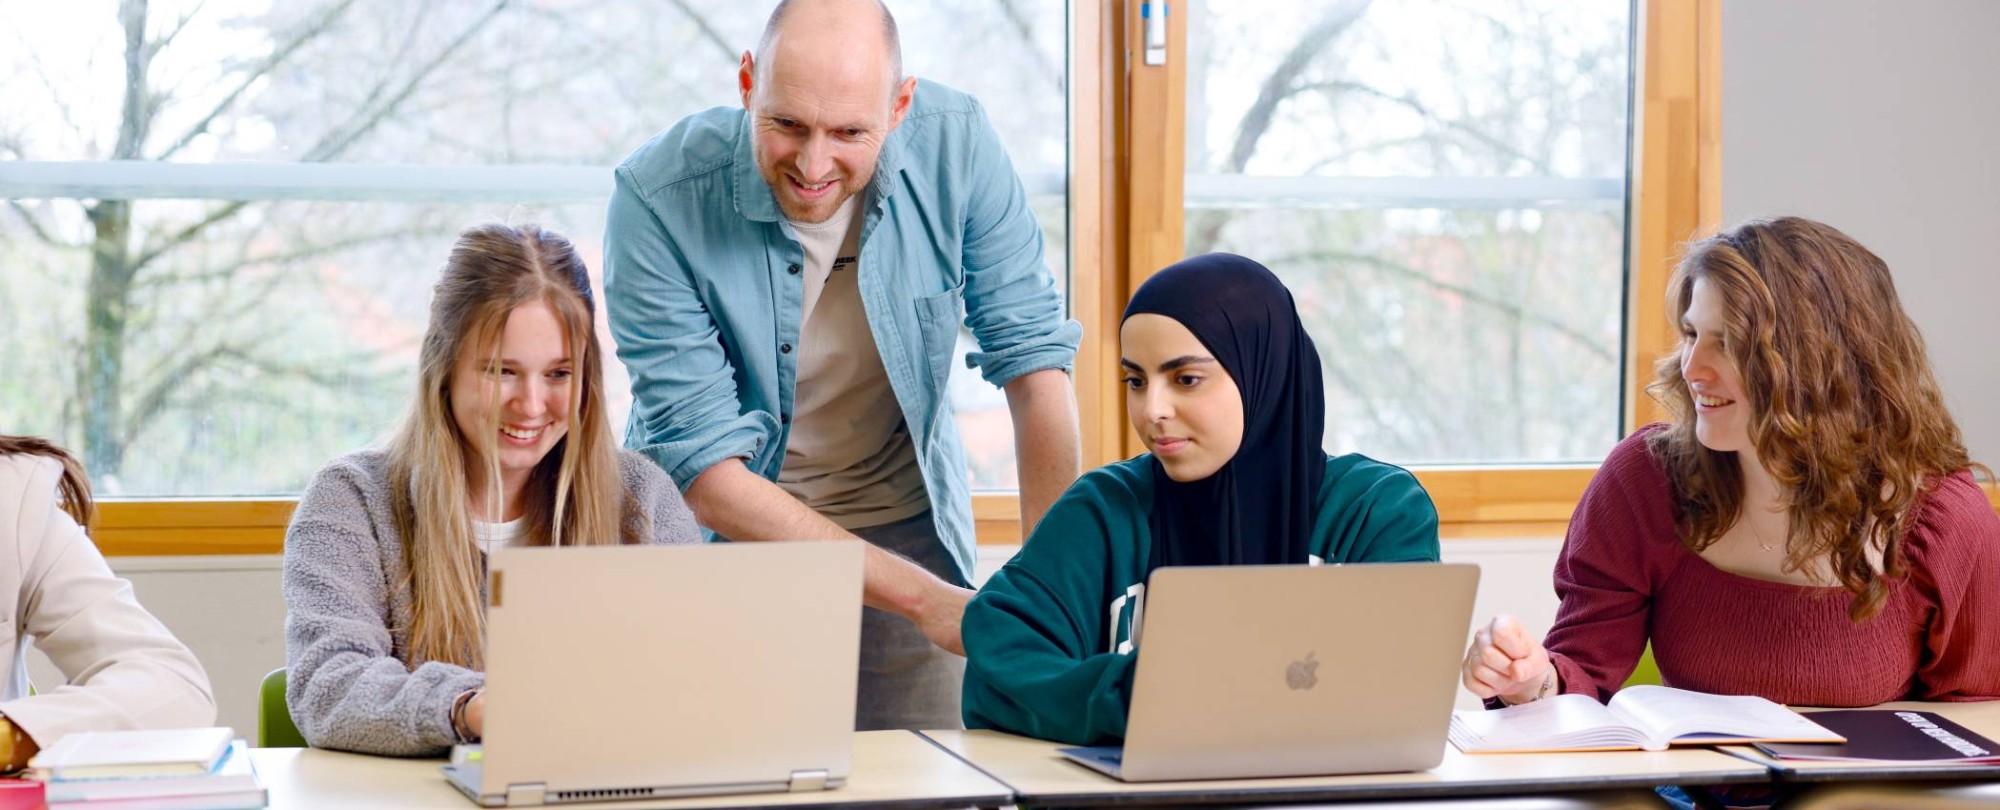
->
(1123, 253, 1326, 570)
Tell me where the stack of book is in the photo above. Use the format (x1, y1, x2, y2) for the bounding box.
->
(27, 728, 266, 809)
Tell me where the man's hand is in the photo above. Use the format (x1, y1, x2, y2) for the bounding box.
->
(1461, 615, 1555, 703)
(914, 580, 974, 657)
(688, 460, 973, 655)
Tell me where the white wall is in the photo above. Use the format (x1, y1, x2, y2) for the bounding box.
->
(1721, 0, 2000, 467)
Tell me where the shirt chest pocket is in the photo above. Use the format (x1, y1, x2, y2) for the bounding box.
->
(913, 282, 965, 390)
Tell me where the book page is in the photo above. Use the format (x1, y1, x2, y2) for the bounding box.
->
(1449, 694, 1648, 753)
(1608, 685, 1843, 749)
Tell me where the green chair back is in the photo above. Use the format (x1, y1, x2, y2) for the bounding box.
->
(259, 668, 308, 748)
(1622, 644, 1663, 688)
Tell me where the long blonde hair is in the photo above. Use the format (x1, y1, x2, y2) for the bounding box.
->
(388, 224, 645, 670)
(1646, 217, 1980, 620)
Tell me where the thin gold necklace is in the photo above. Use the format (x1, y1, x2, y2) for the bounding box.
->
(1748, 519, 1783, 552)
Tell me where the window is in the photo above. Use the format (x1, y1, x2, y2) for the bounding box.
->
(1, 0, 1068, 496)
(1183, 0, 1632, 464)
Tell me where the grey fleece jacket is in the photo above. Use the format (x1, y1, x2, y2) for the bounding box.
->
(282, 449, 700, 756)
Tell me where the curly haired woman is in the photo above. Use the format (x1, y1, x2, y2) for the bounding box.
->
(1463, 216, 2000, 709)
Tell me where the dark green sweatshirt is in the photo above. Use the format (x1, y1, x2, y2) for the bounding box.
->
(960, 452, 1441, 745)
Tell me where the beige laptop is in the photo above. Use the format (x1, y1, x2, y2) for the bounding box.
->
(1060, 562, 1479, 781)
(443, 541, 863, 806)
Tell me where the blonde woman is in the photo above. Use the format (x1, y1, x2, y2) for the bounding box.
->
(284, 224, 701, 756)
(0, 436, 215, 770)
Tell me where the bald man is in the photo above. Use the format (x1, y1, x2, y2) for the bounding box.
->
(604, 0, 1082, 731)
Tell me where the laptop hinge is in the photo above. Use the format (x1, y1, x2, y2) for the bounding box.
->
(505, 782, 548, 806)
(787, 769, 830, 792)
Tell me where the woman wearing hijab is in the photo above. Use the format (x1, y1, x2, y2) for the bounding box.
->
(960, 253, 1441, 745)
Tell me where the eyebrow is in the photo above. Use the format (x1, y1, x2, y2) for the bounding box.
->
(1119, 355, 1217, 373)
(764, 111, 872, 131)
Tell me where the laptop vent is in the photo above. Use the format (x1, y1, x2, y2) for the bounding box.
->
(552, 786, 658, 802)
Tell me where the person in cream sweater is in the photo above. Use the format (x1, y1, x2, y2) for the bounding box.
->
(0, 436, 216, 770)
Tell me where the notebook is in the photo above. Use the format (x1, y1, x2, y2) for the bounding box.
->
(1059, 562, 1479, 781)
(1753, 710, 2000, 764)
(41, 740, 259, 803)
(28, 727, 233, 780)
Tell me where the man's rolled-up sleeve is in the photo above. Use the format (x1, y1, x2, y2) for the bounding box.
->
(604, 168, 775, 489)
(955, 100, 1082, 388)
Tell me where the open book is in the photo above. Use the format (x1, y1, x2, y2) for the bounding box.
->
(1449, 685, 1845, 753)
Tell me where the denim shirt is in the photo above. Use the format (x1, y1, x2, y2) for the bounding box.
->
(603, 81, 1082, 581)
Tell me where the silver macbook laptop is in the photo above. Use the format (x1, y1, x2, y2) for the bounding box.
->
(444, 541, 863, 806)
(1060, 562, 1479, 781)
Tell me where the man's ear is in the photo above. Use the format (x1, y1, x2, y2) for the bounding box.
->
(887, 76, 918, 130)
(739, 51, 757, 110)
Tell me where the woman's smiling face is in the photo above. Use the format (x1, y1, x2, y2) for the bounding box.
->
(449, 301, 574, 506)
(1680, 277, 1753, 453)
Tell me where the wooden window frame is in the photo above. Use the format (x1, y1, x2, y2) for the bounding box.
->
(85, 0, 1997, 557)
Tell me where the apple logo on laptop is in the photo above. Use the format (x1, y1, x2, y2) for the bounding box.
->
(1285, 652, 1319, 690)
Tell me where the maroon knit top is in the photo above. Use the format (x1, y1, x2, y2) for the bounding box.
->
(1544, 426, 2000, 706)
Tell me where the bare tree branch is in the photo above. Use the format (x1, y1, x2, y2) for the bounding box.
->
(335, 4, 435, 145)
(6, 200, 64, 248)
(13, 31, 94, 150)
(120, 343, 234, 447)
(299, 0, 511, 163)
(155, 0, 362, 161)
(1276, 248, 1616, 363)
(130, 0, 513, 274)
(1188, 0, 1371, 254)
(125, 319, 394, 453)
(1334, 269, 1456, 406)
(1296, 79, 1549, 173)
(512, 0, 715, 116)
(1298, 273, 1441, 449)
(121, 261, 319, 448)
(128, 200, 252, 276)
(667, 0, 739, 62)
(135, 224, 440, 291)
(995, 0, 1063, 94)
(152, 0, 210, 54)
(1221, 0, 1371, 175)
(114, 0, 153, 160)
(235, 346, 382, 389)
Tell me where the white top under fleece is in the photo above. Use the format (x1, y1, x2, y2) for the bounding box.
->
(475, 518, 524, 556)
(777, 196, 929, 529)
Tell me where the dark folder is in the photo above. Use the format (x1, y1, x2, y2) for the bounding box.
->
(1754, 710, 2000, 764)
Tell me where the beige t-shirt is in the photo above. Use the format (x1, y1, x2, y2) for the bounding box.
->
(776, 197, 929, 529)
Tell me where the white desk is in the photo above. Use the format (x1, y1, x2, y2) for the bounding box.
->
(247, 731, 1011, 810)
(920, 729, 1768, 807)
